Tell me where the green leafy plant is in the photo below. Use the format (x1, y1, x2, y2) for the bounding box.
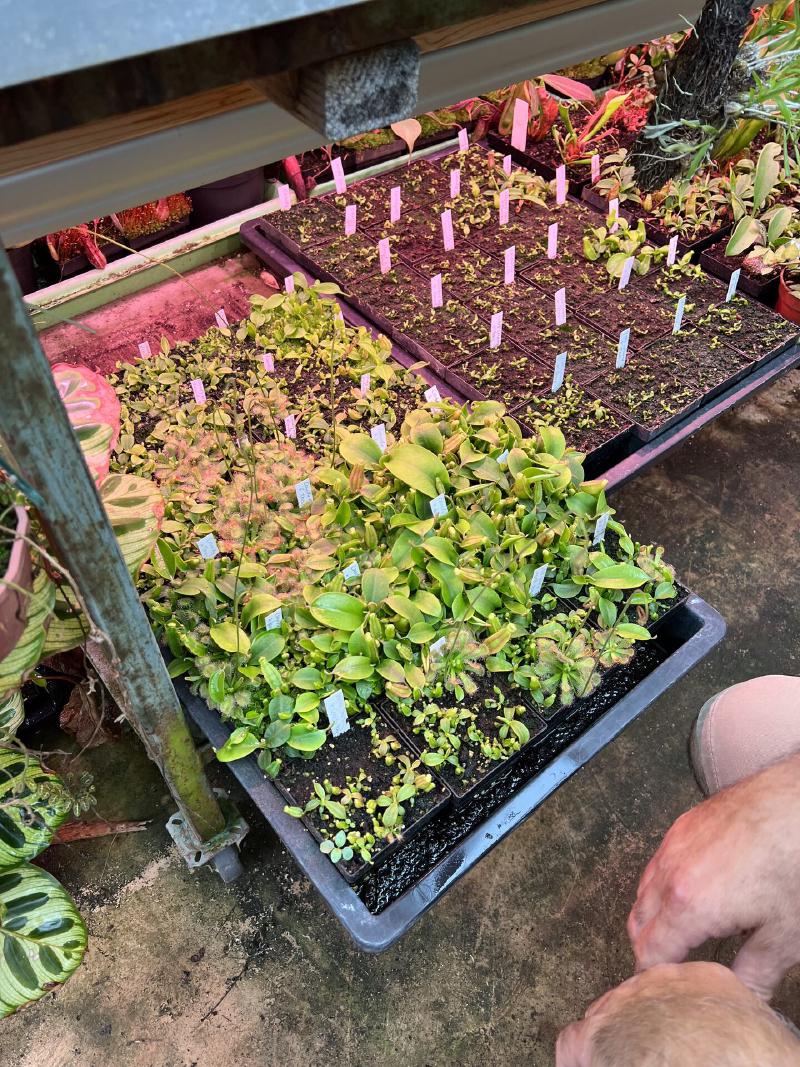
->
(583, 216, 668, 278)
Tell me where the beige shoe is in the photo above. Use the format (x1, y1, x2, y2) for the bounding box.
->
(690, 675, 800, 796)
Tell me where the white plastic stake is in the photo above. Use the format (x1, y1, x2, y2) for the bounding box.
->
(499, 188, 510, 226)
(284, 414, 297, 439)
(529, 563, 548, 598)
(215, 308, 229, 329)
(190, 379, 206, 404)
(504, 245, 516, 285)
(371, 424, 387, 452)
(264, 607, 283, 631)
(431, 273, 443, 308)
(726, 268, 741, 301)
(262, 352, 275, 372)
(555, 287, 567, 326)
(490, 311, 503, 349)
(390, 185, 401, 222)
(295, 479, 313, 507)
(551, 352, 567, 392)
(547, 223, 558, 259)
(424, 385, 442, 403)
(502, 154, 512, 175)
(593, 511, 611, 545)
(511, 98, 529, 151)
(324, 689, 349, 737)
(450, 169, 461, 198)
(497, 449, 509, 465)
(673, 295, 686, 334)
(431, 637, 447, 659)
(378, 237, 391, 273)
(277, 183, 292, 210)
(591, 154, 600, 183)
(618, 256, 635, 291)
(616, 328, 631, 369)
(555, 164, 567, 205)
(430, 493, 448, 517)
(441, 209, 455, 251)
(345, 204, 357, 235)
(284, 275, 295, 293)
(360, 372, 370, 396)
(609, 197, 619, 233)
(331, 156, 347, 194)
(138, 341, 152, 358)
(342, 560, 361, 581)
(458, 127, 470, 152)
(667, 235, 679, 266)
(197, 533, 219, 559)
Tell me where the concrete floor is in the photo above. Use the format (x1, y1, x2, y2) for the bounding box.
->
(7, 261, 800, 1065)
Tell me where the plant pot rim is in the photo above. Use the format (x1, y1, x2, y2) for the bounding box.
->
(0, 505, 33, 660)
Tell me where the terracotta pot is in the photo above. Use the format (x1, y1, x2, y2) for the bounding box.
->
(186, 169, 265, 227)
(0, 506, 33, 661)
(776, 269, 800, 325)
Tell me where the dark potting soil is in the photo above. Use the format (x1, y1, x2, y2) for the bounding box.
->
(467, 282, 554, 350)
(528, 320, 620, 384)
(269, 199, 343, 249)
(413, 246, 505, 301)
(590, 356, 703, 433)
(523, 255, 612, 302)
(428, 145, 506, 195)
(647, 265, 729, 315)
(357, 639, 666, 912)
(695, 296, 798, 360)
(354, 159, 439, 205)
(579, 284, 679, 350)
(641, 325, 753, 397)
(349, 264, 429, 325)
(398, 301, 491, 366)
(644, 214, 730, 249)
(366, 212, 451, 262)
(313, 231, 401, 284)
(467, 216, 547, 267)
(276, 716, 449, 879)
(448, 344, 552, 406)
(512, 375, 630, 453)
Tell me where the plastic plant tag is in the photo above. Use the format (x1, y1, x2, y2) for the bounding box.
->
(344, 204, 357, 235)
(190, 379, 207, 404)
(295, 479, 313, 508)
(551, 351, 567, 393)
(490, 311, 503, 349)
(593, 511, 611, 545)
(430, 493, 448, 518)
(618, 256, 634, 291)
(324, 689, 349, 737)
(371, 424, 387, 452)
(511, 98, 529, 151)
(673, 295, 686, 334)
(430, 637, 447, 659)
(529, 563, 548, 598)
(726, 268, 741, 302)
(277, 183, 292, 210)
(284, 275, 295, 293)
(450, 169, 461, 198)
(503, 154, 512, 175)
(197, 533, 219, 559)
(431, 273, 443, 308)
(667, 234, 679, 266)
(504, 245, 516, 285)
(458, 127, 469, 152)
(555, 164, 567, 204)
(215, 308, 229, 329)
(360, 372, 370, 396)
(264, 607, 283, 631)
(390, 185, 401, 222)
(284, 414, 297, 439)
(499, 189, 510, 226)
(331, 156, 347, 194)
(138, 341, 152, 358)
(262, 352, 275, 372)
(547, 222, 558, 259)
(378, 237, 391, 274)
(441, 209, 455, 251)
(342, 560, 361, 581)
(424, 385, 442, 403)
(497, 449, 509, 465)
(555, 287, 567, 326)
(609, 197, 620, 233)
(591, 154, 600, 183)
(616, 327, 631, 369)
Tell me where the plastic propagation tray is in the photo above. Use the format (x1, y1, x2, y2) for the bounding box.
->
(177, 594, 725, 952)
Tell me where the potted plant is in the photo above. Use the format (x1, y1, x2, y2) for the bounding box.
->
(777, 267, 800, 323)
(0, 489, 32, 661)
(187, 169, 265, 226)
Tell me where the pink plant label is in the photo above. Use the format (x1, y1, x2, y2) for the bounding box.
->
(197, 533, 218, 559)
(345, 204, 357, 235)
(551, 352, 567, 393)
(138, 341, 151, 358)
(264, 607, 283, 631)
(616, 328, 630, 369)
(441, 209, 455, 251)
(371, 424, 387, 452)
(378, 237, 391, 273)
(511, 98, 529, 151)
(555, 287, 567, 326)
(324, 689, 349, 737)
(547, 222, 558, 259)
(450, 169, 461, 198)
(667, 235, 679, 266)
(726, 268, 741, 301)
(673, 296, 686, 334)
(618, 256, 635, 291)
(593, 511, 610, 545)
(360, 372, 370, 396)
(555, 165, 567, 205)
(591, 154, 600, 183)
(430, 494, 448, 518)
(458, 127, 469, 152)
(190, 379, 206, 404)
(262, 352, 275, 372)
(431, 273, 443, 308)
(215, 308, 229, 329)
(608, 197, 620, 233)
(499, 189, 510, 226)
(331, 156, 347, 194)
(277, 183, 292, 210)
(284, 414, 297, 439)
(503, 154, 512, 175)
(295, 479, 313, 508)
(490, 311, 503, 349)
(424, 385, 442, 403)
(529, 563, 548, 598)
(390, 185, 401, 222)
(284, 275, 295, 293)
(504, 245, 516, 285)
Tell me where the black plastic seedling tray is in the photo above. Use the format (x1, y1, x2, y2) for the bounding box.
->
(699, 248, 779, 305)
(177, 593, 725, 951)
(486, 130, 591, 198)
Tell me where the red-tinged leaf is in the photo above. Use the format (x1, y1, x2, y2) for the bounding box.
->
(540, 74, 597, 102)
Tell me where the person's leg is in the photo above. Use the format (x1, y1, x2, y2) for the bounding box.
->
(691, 675, 800, 795)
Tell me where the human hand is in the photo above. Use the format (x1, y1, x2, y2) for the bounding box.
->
(556, 962, 800, 1066)
(628, 753, 800, 999)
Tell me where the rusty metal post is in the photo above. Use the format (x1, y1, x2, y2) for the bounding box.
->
(0, 242, 242, 871)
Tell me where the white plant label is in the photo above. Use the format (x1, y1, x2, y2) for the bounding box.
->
(378, 237, 391, 274)
(215, 308, 229, 329)
(360, 372, 370, 396)
(138, 341, 152, 358)
(591, 154, 600, 183)
(390, 185, 401, 222)
(667, 234, 679, 266)
(264, 607, 283, 631)
(555, 164, 567, 205)
(497, 449, 509, 465)
(499, 188, 510, 226)
(618, 256, 634, 291)
(324, 689, 350, 737)
(490, 311, 503, 349)
(555, 287, 567, 326)
(431, 637, 447, 659)
(502, 154, 512, 175)
(529, 563, 548, 598)
(726, 268, 741, 301)
(197, 533, 219, 559)
(616, 327, 631, 369)
(504, 245, 516, 285)
(277, 183, 292, 210)
(430, 493, 448, 518)
(284, 275, 295, 293)
(511, 98, 529, 151)
(458, 127, 470, 152)
(450, 169, 461, 199)
(284, 414, 297, 439)
(608, 197, 620, 232)
(673, 295, 686, 334)
(342, 560, 361, 581)
(295, 479, 313, 508)
(431, 273, 443, 308)
(551, 351, 567, 393)
(441, 209, 455, 251)
(424, 385, 442, 403)
(190, 379, 207, 404)
(370, 424, 387, 452)
(547, 222, 559, 259)
(344, 204, 357, 235)
(262, 352, 275, 372)
(593, 511, 611, 545)
(331, 156, 347, 194)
